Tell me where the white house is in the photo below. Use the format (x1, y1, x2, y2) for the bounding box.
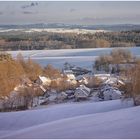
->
(36, 76, 51, 86)
(104, 77, 125, 86)
(103, 88, 122, 100)
(66, 74, 77, 85)
(99, 84, 122, 100)
(74, 85, 91, 100)
(76, 75, 89, 85)
(94, 74, 111, 81)
(66, 74, 76, 80)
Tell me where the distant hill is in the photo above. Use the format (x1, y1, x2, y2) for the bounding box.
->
(0, 23, 140, 31)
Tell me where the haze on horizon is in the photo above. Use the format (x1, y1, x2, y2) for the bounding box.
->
(0, 1, 140, 25)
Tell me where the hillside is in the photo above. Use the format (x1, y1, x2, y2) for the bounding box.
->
(1, 99, 139, 139)
(0, 25, 140, 51)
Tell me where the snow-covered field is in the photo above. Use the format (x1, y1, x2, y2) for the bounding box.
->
(7, 47, 140, 69)
(0, 28, 106, 34)
(1, 99, 140, 139)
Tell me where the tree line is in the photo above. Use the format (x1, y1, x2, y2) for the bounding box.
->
(0, 30, 140, 51)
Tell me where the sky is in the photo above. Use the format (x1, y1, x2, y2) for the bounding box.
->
(0, 1, 140, 25)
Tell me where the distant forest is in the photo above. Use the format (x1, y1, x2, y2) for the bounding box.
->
(0, 30, 140, 51)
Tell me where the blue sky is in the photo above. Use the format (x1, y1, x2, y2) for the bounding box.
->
(0, 1, 140, 25)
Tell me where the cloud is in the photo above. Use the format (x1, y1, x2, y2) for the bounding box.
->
(10, 11, 15, 15)
(78, 15, 140, 24)
(70, 8, 76, 12)
(21, 2, 38, 9)
(79, 17, 96, 22)
(31, 2, 38, 7)
(0, 12, 3, 15)
(22, 11, 36, 14)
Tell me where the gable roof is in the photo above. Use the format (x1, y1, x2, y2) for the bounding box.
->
(39, 76, 51, 83)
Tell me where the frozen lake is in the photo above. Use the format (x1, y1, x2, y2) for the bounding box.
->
(7, 47, 140, 69)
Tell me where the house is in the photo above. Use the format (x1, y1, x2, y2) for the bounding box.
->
(99, 84, 122, 101)
(66, 74, 76, 80)
(36, 76, 51, 86)
(51, 77, 63, 86)
(94, 74, 111, 81)
(64, 73, 77, 85)
(71, 67, 92, 76)
(76, 75, 89, 85)
(63, 69, 74, 75)
(63, 62, 92, 76)
(103, 88, 122, 100)
(74, 85, 91, 101)
(104, 77, 125, 87)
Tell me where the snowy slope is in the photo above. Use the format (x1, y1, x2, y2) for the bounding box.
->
(4, 105, 140, 139)
(0, 99, 135, 138)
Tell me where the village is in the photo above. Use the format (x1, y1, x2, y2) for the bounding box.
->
(0, 59, 129, 111)
(1, 47, 140, 112)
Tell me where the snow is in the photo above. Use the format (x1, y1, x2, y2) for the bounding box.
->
(104, 77, 125, 85)
(94, 74, 110, 80)
(7, 47, 140, 68)
(0, 99, 136, 138)
(0, 28, 106, 34)
(0, 29, 24, 32)
(38, 76, 51, 85)
(5, 105, 140, 139)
